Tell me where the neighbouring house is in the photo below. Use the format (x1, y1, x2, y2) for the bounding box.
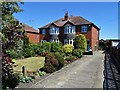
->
(39, 12, 100, 51)
(24, 24, 40, 44)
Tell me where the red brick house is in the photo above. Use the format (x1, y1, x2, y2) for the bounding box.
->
(24, 24, 39, 44)
(39, 12, 100, 51)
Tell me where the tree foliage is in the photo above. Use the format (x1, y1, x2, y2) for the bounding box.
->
(2, 2, 24, 50)
(1, 2, 24, 89)
(74, 34, 87, 52)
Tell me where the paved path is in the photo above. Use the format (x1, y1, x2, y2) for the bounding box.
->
(31, 51, 104, 88)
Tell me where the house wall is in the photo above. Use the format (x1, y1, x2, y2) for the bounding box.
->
(39, 28, 50, 42)
(39, 24, 99, 51)
(91, 25, 99, 51)
(26, 32, 39, 44)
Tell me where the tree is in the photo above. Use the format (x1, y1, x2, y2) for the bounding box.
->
(2, 2, 24, 50)
(74, 34, 87, 52)
(1, 2, 24, 89)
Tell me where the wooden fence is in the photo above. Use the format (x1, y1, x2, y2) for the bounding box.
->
(109, 47, 120, 73)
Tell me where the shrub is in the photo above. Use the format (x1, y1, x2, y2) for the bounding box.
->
(42, 52, 65, 73)
(51, 42, 62, 52)
(74, 34, 87, 52)
(2, 61, 20, 89)
(38, 71, 46, 76)
(63, 44, 73, 55)
(29, 43, 40, 55)
(72, 49, 83, 58)
(6, 49, 23, 59)
(65, 56, 76, 61)
(41, 42, 51, 53)
(55, 52, 65, 69)
(20, 76, 33, 83)
(43, 62, 57, 73)
(23, 45, 35, 58)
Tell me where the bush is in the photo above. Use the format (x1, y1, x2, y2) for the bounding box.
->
(23, 45, 35, 58)
(51, 42, 62, 52)
(2, 61, 20, 89)
(63, 44, 73, 55)
(72, 49, 83, 58)
(6, 49, 23, 59)
(65, 56, 76, 61)
(20, 76, 33, 83)
(41, 42, 51, 53)
(55, 52, 65, 69)
(42, 52, 65, 73)
(29, 43, 41, 55)
(74, 34, 87, 52)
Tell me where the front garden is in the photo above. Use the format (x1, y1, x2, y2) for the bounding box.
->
(1, 2, 87, 89)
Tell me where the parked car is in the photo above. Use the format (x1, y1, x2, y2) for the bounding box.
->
(84, 45, 93, 55)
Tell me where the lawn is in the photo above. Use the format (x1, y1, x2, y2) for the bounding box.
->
(13, 57, 45, 73)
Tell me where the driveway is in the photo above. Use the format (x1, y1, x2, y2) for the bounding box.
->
(30, 51, 104, 88)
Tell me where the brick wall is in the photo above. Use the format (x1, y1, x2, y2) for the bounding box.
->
(91, 25, 99, 51)
(26, 32, 39, 44)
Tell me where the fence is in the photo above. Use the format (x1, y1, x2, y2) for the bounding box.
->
(109, 46, 120, 73)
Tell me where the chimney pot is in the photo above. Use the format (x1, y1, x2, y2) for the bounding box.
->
(64, 11, 68, 20)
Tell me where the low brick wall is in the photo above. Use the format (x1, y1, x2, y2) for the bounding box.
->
(110, 47, 120, 73)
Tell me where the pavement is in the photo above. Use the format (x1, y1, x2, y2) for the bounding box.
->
(30, 51, 104, 88)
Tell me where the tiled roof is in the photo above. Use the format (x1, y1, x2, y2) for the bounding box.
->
(40, 16, 92, 28)
(24, 24, 39, 33)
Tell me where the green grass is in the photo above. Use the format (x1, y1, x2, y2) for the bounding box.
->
(13, 57, 45, 73)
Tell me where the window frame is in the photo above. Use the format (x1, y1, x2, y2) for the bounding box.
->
(41, 29, 46, 35)
(81, 25, 88, 33)
(64, 24, 75, 34)
(50, 25, 59, 35)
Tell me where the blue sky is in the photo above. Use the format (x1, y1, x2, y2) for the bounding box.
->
(14, 2, 118, 39)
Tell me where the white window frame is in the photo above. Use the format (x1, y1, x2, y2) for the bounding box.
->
(81, 25, 88, 33)
(50, 39, 59, 43)
(64, 24, 75, 34)
(42, 29, 46, 35)
(50, 25, 59, 35)
(64, 39, 74, 46)
(41, 40, 46, 43)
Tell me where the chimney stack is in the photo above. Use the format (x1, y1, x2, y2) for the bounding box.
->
(64, 11, 68, 20)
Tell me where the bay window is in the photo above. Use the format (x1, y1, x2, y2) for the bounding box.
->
(50, 25, 59, 35)
(64, 24, 75, 34)
(50, 39, 59, 43)
(64, 39, 74, 46)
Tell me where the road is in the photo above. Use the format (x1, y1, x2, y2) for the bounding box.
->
(31, 51, 104, 88)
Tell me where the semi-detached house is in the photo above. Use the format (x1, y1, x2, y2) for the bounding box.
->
(39, 12, 100, 51)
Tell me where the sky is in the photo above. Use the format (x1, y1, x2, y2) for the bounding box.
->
(13, 2, 118, 40)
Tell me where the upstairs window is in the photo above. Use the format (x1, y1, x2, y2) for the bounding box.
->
(64, 24, 75, 34)
(81, 25, 88, 33)
(42, 29, 46, 35)
(50, 25, 59, 35)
